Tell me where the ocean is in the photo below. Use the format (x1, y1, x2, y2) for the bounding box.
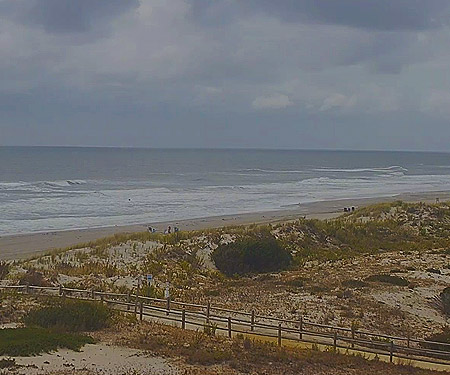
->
(1, 147, 450, 236)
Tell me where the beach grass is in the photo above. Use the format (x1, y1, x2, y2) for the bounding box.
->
(0, 327, 94, 356)
(24, 299, 113, 332)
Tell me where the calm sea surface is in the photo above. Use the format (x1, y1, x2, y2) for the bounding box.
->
(1, 147, 450, 235)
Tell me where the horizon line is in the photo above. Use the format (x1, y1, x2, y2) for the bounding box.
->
(1, 145, 450, 154)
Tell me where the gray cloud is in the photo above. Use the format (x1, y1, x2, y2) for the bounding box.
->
(1, 0, 450, 150)
(190, 0, 450, 31)
(2, 0, 139, 34)
(250, 0, 450, 31)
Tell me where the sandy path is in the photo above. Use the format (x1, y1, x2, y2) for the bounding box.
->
(1, 344, 179, 375)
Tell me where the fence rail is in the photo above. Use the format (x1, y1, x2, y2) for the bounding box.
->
(1, 284, 449, 366)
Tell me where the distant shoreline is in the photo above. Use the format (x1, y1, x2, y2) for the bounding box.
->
(1, 190, 449, 261)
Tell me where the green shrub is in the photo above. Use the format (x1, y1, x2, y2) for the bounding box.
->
(140, 284, 164, 299)
(211, 234, 292, 276)
(441, 287, 450, 317)
(365, 274, 408, 286)
(24, 299, 112, 332)
(0, 327, 94, 356)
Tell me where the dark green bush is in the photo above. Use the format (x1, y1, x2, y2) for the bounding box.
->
(0, 327, 94, 356)
(212, 234, 292, 276)
(365, 274, 408, 286)
(24, 299, 113, 332)
(442, 287, 450, 317)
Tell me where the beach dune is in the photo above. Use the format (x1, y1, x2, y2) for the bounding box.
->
(1, 191, 448, 261)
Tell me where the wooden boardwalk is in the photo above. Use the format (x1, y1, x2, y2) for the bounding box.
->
(2, 284, 450, 368)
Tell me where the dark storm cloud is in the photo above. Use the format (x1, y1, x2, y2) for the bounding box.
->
(6, 0, 140, 34)
(190, 0, 450, 31)
(1, 0, 450, 150)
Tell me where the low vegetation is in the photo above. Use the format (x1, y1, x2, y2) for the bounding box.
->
(0, 261, 9, 279)
(211, 232, 292, 276)
(110, 319, 446, 375)
(24, 299, 113, 332)
(441, 287, 450, 317)
(0, 358, 16, 369)
(0, 327, 94, 356)
(365, 274, 409, 286)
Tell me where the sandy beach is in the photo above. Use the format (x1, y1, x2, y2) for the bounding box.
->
(1, 191, 449, 261)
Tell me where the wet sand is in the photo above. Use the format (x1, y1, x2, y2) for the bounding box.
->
(1, 191, 448, 261)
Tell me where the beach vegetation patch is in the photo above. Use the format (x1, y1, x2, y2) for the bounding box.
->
(211, 233, 292, 276)
(0, 327, 94, 356)
(18, 269, 51, 287)
(0, 262, 9, 280)
(365, 274, 408, 286)
(0, 261, 9, 279)
(0, 358, 16, 369)
(140, 284, 164, 299)
(342, 279, 369, 288)
(24, 299, 113, 332)
(441, 287, 450, 317)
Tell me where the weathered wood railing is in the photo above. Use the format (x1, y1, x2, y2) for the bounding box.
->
(1, 284, 449, 366)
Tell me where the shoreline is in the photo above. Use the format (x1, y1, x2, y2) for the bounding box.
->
(1, 190, 449, 261)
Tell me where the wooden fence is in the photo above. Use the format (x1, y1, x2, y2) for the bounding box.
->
(1, 285, 450, 366)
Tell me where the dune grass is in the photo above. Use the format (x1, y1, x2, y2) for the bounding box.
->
(0, 327, 94, 356)
(22, 201, 450, 277)
(24, 299, 113, 332)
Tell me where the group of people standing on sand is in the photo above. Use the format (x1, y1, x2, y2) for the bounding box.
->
(147, 225, 179, 234)
(343, 206, 356, 212)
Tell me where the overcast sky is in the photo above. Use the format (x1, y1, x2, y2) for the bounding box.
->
(1, 0, 450, 151)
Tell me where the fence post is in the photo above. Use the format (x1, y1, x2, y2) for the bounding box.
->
(139, 301, 143, 321)
(390, 341, 394, 363)
(59, 284, 63, 296)
(299, 316, 303, 340)
(407, 334, 410, 349)
(351, 326, 355, 348)
(91, 289, 95, 300)
(228, 317, 232, 338)
(206, 301, 210, 323)
(100, 294, 104, 304)
(134, 291, 139, 315)
(278, 323, 282, 347)
(166, 296, 171, 316)
(127, 292, 131, 311)
(333, 331, 337, 351)
(251, 310, 255, 332)
(182, 306, 186, 329)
